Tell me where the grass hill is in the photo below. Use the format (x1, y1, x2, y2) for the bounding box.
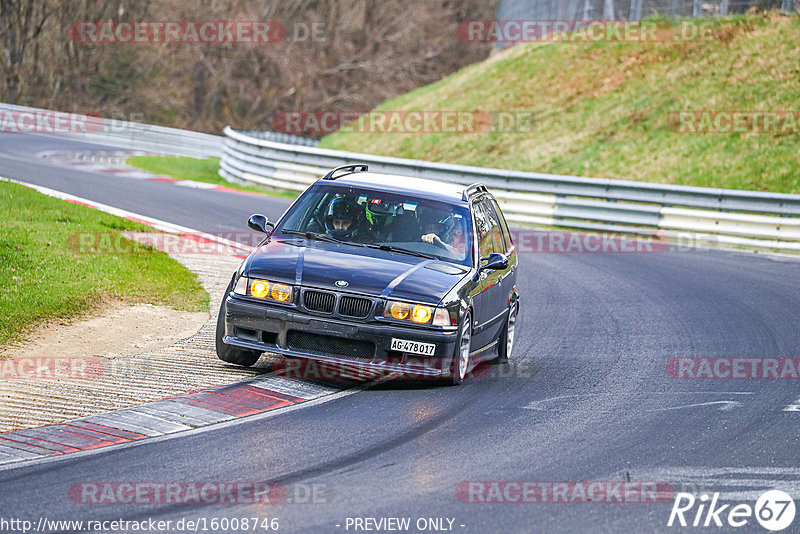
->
(319, 13, 800, 193)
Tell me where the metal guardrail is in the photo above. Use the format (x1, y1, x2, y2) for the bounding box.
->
(237, 130, 320, 147)
(220, 127, 800, 251)
(0, 103, 223, 158)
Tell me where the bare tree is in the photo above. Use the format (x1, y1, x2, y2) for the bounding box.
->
(2, 0, 495, 133)
(0, 0, 50, 103)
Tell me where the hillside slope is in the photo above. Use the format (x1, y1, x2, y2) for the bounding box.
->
(320, 13, 800, 193)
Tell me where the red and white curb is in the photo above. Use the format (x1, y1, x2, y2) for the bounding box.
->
(0, 376, 342, 467)
(0, 176, 353, 468)
(38, 149, 261, 196)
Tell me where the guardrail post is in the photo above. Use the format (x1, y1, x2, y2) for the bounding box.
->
(583, 0, 595, 20)
(629, 0, 643, 20)
(602, 0, 615, 20)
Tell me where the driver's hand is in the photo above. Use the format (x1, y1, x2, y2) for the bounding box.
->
(421, 233, 438, 244)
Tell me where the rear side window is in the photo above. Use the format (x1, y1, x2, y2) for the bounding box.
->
(473, 201, 494, 258)
(488, 198, 513, 251)
(479, 198, 506, 254)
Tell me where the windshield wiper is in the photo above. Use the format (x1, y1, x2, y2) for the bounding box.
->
(369, 244, 436, 259)
(280, 229, 342, 244)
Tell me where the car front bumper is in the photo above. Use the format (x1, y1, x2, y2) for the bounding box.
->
(222, 296, 459, 378)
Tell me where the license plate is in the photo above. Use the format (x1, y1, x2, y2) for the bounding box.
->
(390, 338, 436, 356)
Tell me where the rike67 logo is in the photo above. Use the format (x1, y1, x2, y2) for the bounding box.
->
(668, 490, 796, 531)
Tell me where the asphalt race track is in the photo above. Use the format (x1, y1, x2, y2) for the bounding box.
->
(1, 131, 800, 533)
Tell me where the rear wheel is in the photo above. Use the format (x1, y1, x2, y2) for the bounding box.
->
(215, 278, 261, 367)
(494, 302, 518, 364)
(449, 311, 472, 385)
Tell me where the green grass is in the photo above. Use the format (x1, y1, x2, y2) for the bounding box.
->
(126, 155, 298, 198)
(320, 13, 800, 194)
(0, 181, 209, 347)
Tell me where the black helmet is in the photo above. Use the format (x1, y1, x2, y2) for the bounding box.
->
(324, 197, 362, 240)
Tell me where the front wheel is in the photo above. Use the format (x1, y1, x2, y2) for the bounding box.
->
(215, 279, 261, 367)
(449, 311, 472, 385)
(494, 302, 518, 364)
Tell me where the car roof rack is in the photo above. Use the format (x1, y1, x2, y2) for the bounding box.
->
(322, 164, 369, 181)
(462, 183, 488, 201)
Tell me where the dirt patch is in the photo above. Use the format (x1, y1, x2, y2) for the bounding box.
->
(1, 300, 208, 360)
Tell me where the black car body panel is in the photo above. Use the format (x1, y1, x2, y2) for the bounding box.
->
(217, 169, 519, 382)
(223, 297, 459, 378)
(246, 240, 468, 305)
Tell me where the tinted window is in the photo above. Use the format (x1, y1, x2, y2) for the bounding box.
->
(488, 198, 513, 251)
(480, 198, 506, 254)
(473, 200, 494, 258)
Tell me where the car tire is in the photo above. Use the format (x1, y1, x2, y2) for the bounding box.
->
(215, 278, 262, 368)
(449, 311, 472, 386)
(494, 302, 518, 365)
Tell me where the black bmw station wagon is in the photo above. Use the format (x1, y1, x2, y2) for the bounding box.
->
(216, 164, 519, 384)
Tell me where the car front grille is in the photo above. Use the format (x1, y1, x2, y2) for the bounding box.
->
(287, 331, 375, 360)
(303, 290, 335, 313)
(339, 296, 372, 318)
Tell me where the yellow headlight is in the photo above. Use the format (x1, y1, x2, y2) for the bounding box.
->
(389, 301, 411, 320)
(271, 283, 292, 302)
(411, 305, 432, 323)
(250, 279, 270, 299)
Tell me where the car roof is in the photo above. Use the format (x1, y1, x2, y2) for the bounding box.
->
(318, 171, 474, 203)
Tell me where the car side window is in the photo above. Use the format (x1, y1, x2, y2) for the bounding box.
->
(473, 201, 493, 258)
(488, 198, 513, 251)
(480, 198, 506, 254)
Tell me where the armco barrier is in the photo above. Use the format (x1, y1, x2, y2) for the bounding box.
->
(0, 103, 315, 160)
(220, 127, 800, 252)
(0, 102, 223, 158)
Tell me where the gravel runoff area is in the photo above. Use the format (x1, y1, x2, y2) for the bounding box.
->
(0, 238, 276, 433)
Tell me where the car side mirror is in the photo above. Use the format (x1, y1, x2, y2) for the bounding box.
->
(479, 253, 508, 271)
(248, 214, 275, 234)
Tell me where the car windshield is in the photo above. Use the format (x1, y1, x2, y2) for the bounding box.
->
(277, 184, 473, 266)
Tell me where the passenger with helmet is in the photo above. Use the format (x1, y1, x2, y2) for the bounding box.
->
(365, 198, 409, 241)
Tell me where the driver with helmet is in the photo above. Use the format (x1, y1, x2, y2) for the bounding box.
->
(420, 209, 466, 256)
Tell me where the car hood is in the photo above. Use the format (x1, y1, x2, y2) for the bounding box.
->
(246, 239, 469, 305)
